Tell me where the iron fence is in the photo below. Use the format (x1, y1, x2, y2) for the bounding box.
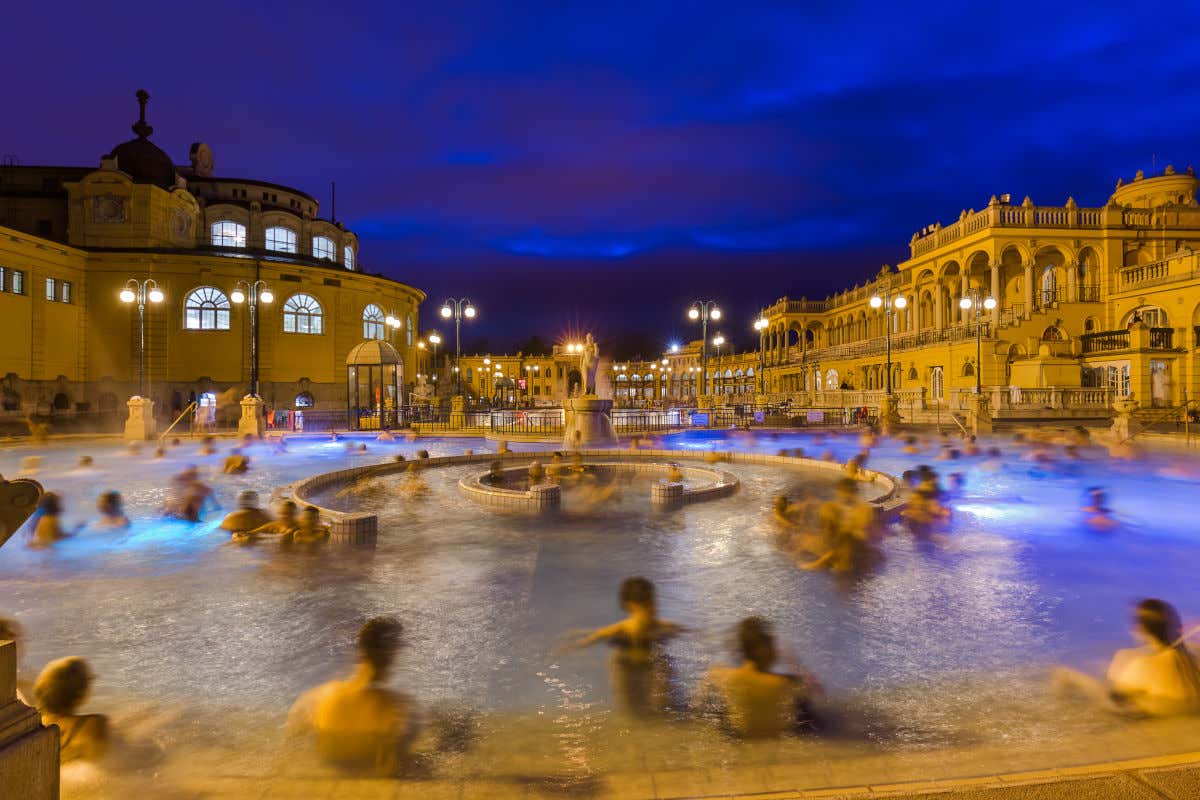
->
(491, 410, 563, 436)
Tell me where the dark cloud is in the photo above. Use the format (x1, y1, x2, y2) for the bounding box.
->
(3, 1, 1195, 349)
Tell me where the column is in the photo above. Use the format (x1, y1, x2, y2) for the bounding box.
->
(934, 284, 944, 330)
(990, 263, 1001, 328)
(960, 272, 969, 324)
(1023, 263, 1034, 318)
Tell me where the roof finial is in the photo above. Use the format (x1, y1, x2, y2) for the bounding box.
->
(132, 89, 153, 139)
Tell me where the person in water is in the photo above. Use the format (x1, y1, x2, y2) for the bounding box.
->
(30, 493, 77, 548)
(695, 617, 821, 738)
(250, 499, 300, 538)
(1053, 598, 1200, 717)
(801, 479, 880, 572)
(34, 656, 109, 762)
(288, 616, 419, 774)
(222, 449, 250, 474)
(1082, 487, 1117, 530)
(397, 463, 430, 499)
(95, 491, 130, 529)
(165, 466, 216, 522)
(570, 577, 685, 716)
(221, 491, 272, 542)
(291, 506, 331, 544)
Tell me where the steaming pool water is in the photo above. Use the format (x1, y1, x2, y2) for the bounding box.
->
(5, 430, 1200, 793)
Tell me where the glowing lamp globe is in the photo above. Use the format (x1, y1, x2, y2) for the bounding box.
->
(148, 288, 164, 303)
(231, 289, 246, 304)
(959, 297, 972, 310)
(464, 305, 476, 318)
(870, 296, 883, 308)
(119, 288, 136, 303)
(894, 296, 908, 309)
(710, 308, 721, 320)
(260, 289, 274, 304)
(688, 307, 700, 320)
(440, 306, 452, 318)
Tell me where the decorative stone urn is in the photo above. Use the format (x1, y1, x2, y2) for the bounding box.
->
(967, 392, 993, 436)
(237, 395, 266, 439)
(123, 395, 157, 440)
(880, 394, 903, 435)
(563, 396, 618, 448)
(1110, 395, 1140, 441)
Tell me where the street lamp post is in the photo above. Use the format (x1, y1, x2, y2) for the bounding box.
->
(687, 301, 721, 397)
(426, 332, 442, 394)
(230, 280, 274, 397)
(440, 298, 476, 396)
(119, 278, 164, 397)
(754, 316, 768, 394)
(869, 288, 908, 396)
(712, 334, 725, 396)
(959, 290, 998, 394)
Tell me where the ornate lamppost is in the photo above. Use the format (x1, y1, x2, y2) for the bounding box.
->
(869, 288, 908, 396)
(119, 278, 164, 398)
(687, 300, 721, 397)
(754, 316, 768, 394)
(959, 289, 997, 394)
(440, 298, 476, 395)
(230, 280, 273, 397)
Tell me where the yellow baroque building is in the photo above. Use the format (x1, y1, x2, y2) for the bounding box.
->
(0, 92, 423, 426)
(755, 167, 1200, 422)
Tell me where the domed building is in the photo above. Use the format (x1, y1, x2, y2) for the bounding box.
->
(0, 90, 424, 430)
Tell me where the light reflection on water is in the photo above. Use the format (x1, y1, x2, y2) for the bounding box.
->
(3, 430, 1200, 774)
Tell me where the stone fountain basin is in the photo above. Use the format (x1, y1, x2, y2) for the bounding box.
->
(458, 460, 740, 512)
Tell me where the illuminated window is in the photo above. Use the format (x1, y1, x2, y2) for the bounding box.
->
(312, 236, 336, 261)
(930, 366, 945, 400)
(294, 392, 315, 408)
(61, 282, 71, 303)
(211, 220, 247, 248)
(265, 226, 297, 253)
(184, 287, 231, 330)
(282, 293, 323, 334)
(45, 278, 56, 300)
(343, 245, 355, 271)
(406, 314, 413, 346)
(362, 304, 385, 340)
(12, 270, 24, 295)
(824, 369, 839, 390)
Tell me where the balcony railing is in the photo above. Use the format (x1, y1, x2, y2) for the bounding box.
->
(1080, 330, 1129, 353)
(1117, 250, 1200, 292)
(910, 201, 1159, 258)
(798, 322, 988, 365)
(1080, 327, 1175, 353)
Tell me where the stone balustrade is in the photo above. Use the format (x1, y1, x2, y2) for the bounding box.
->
(1116, 249, 1200, 292)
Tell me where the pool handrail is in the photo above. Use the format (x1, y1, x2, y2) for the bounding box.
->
(159, 401, 198, 444)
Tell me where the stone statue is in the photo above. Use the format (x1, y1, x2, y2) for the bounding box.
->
(411, 375, 434, 403)
(580, 333, 599, 396)
(189, 142, 214, 177)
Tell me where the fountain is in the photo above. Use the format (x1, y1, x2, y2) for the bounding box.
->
(562, 333, 618, 448)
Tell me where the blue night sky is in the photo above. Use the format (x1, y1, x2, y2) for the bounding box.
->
(5, 2, 1198, 355)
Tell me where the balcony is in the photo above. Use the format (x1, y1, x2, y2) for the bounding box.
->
(1080, 327, 1174, 354)
(1116, 250, 1200, 292)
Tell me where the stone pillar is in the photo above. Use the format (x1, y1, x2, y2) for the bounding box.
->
(934, 285, 944, 330)
(960, 272, 969, 324)
(1023, 263, 1034, 317)
(968, 392, 993, 436)
(990, 263, 1001, 328)
(0, 640, 59, 799)
(237, 395, 266, 439)
(449, 395, 466, 429)
(123, 396, 157, 441)
(881, 394, 902, 435)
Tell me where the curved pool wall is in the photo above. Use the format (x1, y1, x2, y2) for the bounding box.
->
(5, 429, 1200, 797)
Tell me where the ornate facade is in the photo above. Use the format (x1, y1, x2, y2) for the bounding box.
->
(0, 92, 424, 423)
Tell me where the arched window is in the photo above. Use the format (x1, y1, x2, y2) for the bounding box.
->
(211, 220, 246, 248)
(184, 286, 231, 330)
(1125, 306, 1169, 328)
(962, 362, 975, 377)
(312, 236, 336, 261)
(282, 293, 323, 334)
(1041, 266, 1057, 306)
(294, 391, 315, 408)
(362, 304, 385, 340)
(265, 226, 297, 253)
(344, 245, 355, 271)
(825, 369, 839, 390)
(1041, 326, 1065, 341)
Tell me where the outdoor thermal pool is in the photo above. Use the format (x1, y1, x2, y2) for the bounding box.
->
(4, 430, 1200, 795)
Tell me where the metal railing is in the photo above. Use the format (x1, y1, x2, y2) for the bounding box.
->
(490, 410, 563, 436)
(1150, 327, 1175, 349)
(1080, 329, 1130, 353)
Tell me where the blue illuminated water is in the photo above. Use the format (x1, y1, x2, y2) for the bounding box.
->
(4, 429, 1200, 775)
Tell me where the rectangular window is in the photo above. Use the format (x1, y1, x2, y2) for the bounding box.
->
(45, 277, 56, 301)
(12, 270, 24, 295)
(61, 281, 71, 303)
(0, 266, 5, 292)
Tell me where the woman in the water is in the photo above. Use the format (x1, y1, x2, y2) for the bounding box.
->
(1053, 598, 1200, 717)
(569, 577, 685, 716)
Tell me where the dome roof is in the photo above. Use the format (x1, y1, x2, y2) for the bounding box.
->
(346, 340, 403, 366)
(105, 90, 178, 189)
